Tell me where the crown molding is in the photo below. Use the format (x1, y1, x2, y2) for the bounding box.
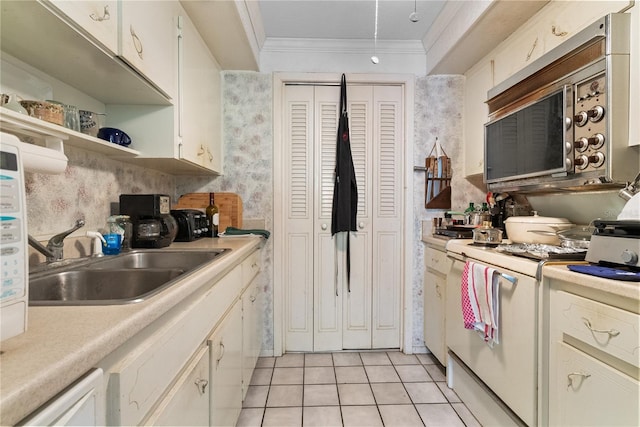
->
(262, 38, 426, 55)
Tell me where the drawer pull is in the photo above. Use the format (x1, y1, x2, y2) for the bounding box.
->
(195, 378, 209, 394)
(89, 5, 110, 22)
(567, 372, 591, 390)
(216, 342, 225, 367)
(130, 25, 144, 59)
(582, 317, 620, 338)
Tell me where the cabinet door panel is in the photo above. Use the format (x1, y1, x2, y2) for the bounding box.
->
(550, 342, 639, 427)
(49, 0, 118, 54)
(209, 302, 243, 427)
(119, 1, 177, 98)
(145, 347, 210, 426)
(242, 277, 263, 399)
(178, 12, 221, 172)
(424, 270, 446, 365)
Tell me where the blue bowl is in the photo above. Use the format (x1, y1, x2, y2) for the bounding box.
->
(97, 127, 132, 146)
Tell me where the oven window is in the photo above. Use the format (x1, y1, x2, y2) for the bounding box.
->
(485, 90, 565, 182)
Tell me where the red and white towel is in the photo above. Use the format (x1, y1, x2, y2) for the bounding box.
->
(461, 261, 500, 347)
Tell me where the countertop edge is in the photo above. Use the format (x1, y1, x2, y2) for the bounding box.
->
(0, 237, 263, 425)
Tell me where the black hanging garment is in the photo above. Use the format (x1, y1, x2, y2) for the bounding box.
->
(331, 74, 358, 290)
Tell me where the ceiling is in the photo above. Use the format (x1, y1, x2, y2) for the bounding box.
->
(182, 0, 549, 73)
(182, 0, 448, 71)
(258, 0, 447, 41)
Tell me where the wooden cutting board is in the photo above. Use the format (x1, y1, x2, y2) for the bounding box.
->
(173, 192, 243, 231)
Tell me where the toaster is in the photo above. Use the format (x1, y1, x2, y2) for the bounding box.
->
(170, 209, 208, 241)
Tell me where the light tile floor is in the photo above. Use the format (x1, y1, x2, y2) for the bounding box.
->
(237, 351, 481, 427)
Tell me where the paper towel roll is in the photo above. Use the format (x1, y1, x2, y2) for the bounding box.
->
(20, 141, 67, 174)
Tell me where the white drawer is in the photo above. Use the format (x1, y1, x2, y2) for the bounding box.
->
(555, 291, 640, 368)
(107, 265, 242, 426)
(550, 342, 639, 427)
(425, 246, 451, 275)
(242, 249, 261, 287)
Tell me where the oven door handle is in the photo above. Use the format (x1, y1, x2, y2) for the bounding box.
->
(499, 272, 517, 284)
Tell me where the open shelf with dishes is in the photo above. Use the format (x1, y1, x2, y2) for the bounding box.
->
(0, 107, 139, 157)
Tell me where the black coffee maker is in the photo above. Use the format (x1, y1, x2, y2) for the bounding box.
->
(119, 194, 178, 248)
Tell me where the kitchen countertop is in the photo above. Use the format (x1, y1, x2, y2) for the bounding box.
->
(421, 234, 450, 250)
(0, 236, 263, 426)
(542, 264, 640, 311)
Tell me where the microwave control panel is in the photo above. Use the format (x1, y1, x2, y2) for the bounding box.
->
(572, 73, 607, 173)
(0, 133, 28, 341)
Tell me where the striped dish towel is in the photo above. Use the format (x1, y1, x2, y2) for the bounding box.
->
(461, 261, 500, 347)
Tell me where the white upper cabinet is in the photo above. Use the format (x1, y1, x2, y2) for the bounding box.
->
(48, 1, 118, 55)
(0, 1, 169, 105)
(629, 2, 639, 146)
(463, 59, 493, 177)
(119, 1, 178, 99)
(461, 0, 635, 178)
(178, 13, 222, 172)
(491, 1, 632, 85)
(105, 6, 222, 175)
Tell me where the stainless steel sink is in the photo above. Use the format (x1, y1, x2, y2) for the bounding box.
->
(85, 249, 225, 271)
(29, 249, 230, 305)
(29, 269, 185, 305)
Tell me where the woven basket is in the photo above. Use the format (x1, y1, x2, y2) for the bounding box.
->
(19, 100, 64, 126)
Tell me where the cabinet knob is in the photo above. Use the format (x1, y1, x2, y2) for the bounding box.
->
(567, 372, 591, 390)
(195, 378, 209, 395)
(89, 5, 110, 22)
(321, 223, 328, 230)
(358, 222, 365, 229)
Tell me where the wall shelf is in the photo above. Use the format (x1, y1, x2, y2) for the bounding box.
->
(0, 107, 140, 157)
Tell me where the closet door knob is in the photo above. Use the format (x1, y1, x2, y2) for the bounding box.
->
(358, 222, 365, 229)
(321, 224, 328, 230)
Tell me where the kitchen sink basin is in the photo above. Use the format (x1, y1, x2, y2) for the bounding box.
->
(29, 249, 230, 305)
(85, 249, 227, 271)
(29, 269, 185, 305)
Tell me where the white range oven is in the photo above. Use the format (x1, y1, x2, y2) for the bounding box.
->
(445, 239, 544, 427)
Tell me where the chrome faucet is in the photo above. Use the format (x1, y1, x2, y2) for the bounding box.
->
(28, 219, 85, 263)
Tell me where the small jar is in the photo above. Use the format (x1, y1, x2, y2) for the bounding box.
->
(64, 105, 81, 132)
(104, 215, 127, 255)
(115, 215, 133, 251)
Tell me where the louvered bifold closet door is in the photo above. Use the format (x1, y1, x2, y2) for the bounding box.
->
(371, 85, 403, 349)
(313, 85, 342, 351)
(283, 82, 403, 353)
(283, 85, 315, 351)
(341, 85, 373, 350)
(313, 85, 374, 351)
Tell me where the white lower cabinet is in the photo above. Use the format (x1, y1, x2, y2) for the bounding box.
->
(550, 342, 639, 427)
(242, 250, 263, 399)
(423, 244, 451, 365)
(20, 369, 105, 426)
(546, 283, 640, 427)
(144, 346, 210, 426)
(209, 301, 243, 427)
(93, 248, 262, 427)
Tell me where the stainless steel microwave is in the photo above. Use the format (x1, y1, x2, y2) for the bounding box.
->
(484, 13, 635, 193)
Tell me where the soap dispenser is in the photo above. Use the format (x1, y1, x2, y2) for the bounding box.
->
(86, 231, 106, 257)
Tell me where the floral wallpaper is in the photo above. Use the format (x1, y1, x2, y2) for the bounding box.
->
(412, 75, 485, 351)
(176, 71, 274, 352)
(23, 70, 482, 356)
(25, 145, 175, 238)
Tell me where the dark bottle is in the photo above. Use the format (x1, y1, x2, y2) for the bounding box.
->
(206, 192, 219, 237)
